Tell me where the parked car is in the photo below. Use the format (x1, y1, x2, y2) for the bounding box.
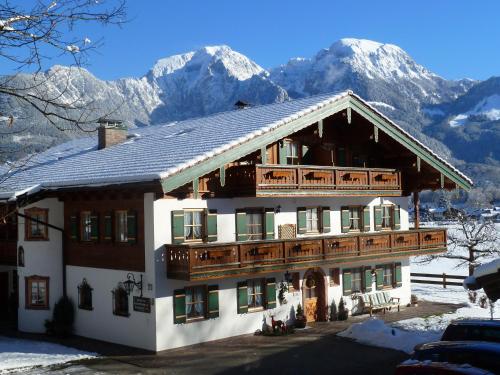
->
(395, 360, 494, 375)
(441, 319, 500, 343)
(409, 341, 500, 374)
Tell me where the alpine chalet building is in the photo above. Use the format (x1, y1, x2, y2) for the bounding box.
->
(0, 91, 472, 351)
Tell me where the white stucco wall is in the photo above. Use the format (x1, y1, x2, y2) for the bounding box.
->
(17, 198, 64, 333)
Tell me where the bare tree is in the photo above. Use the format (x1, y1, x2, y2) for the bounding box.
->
(420, 211, 499, 276)
(0, 0, 126, 130)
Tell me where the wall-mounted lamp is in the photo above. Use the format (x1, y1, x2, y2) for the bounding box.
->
(123, 273, 143, 297)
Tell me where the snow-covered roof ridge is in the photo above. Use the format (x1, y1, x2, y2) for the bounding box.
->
(0, 90, 471, 200)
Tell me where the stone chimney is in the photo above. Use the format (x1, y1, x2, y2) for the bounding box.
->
(97, 118, 127, 150)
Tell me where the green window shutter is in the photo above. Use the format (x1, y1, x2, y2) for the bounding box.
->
(337, 147, 346, 166)
(90, 214, 99, 241)
(375, 266, 384, 290)
(104, 213, 113, 241)
(237, 281, 248, 314)
(70, 215, 79, 240)
(172, 210, 185, 244)
(297, 207, 307, 234)
(207, 285, 219, 319)
(394, 262, 402, 287)
(341, 207, 350, 233)
(264, 209, 275, 240)
(321, 207, 331, 233)
(393, 205, 401, 230)
(364, 268, 372, 293)
(236, 211, 248, 241)
(173, 289, 186, 324)
(206, 209, 218, 242)
(374, 206, 383, 231)
(279, 140, 287, 165)
(342, 269, 352, 296)
(127, 211, 137, 244)
(265, 278, 277, 309)
(363, 206, 371, 232)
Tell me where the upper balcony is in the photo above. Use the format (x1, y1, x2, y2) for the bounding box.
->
(0, 240, 16, 266)
(223, 164, 401, 197)
(165, 228, 446, 281)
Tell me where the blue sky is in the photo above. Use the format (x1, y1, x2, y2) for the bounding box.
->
(8, 1, 500, 81)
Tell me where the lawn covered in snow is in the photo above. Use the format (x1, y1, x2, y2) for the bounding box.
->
(0, 336, 96, 373)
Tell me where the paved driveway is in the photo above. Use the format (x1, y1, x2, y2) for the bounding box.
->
(17, 301, 462, 375)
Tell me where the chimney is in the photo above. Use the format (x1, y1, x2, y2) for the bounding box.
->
(234, 100, 251, 110)
(97, 118, 127, 150)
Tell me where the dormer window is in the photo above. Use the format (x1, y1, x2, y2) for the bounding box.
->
(286, 141, 300, 165)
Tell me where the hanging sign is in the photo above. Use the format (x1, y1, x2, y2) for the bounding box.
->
(133, 296, 151, 313)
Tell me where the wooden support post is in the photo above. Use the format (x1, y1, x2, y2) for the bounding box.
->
(260, 146, 267, 165)
(413, 191, 420, 230)
(219, 166, 225, 187)
(193, 178, 199, 199)
(347, 107, 352, 124)
(440, 173, 445, 189)
(374, 126, 379, 143)
(318, 119, 323, 138)
(417, 156, 421, 172)
(443, 273, 447, 289)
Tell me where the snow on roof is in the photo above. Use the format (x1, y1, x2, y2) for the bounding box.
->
(473, 258, 500, 279)
(0, 91, 472, 200)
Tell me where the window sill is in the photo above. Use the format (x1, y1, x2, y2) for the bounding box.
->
(248, 306, 265, 313)
(186, 316, 207, 323)
(113, 311, 130, 317)
(26, 305, 49, 310)
(78, 306, 93, 311)
(25, 238, 49, 242)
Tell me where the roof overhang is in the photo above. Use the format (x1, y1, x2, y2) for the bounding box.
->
(160, 92, 473, 194)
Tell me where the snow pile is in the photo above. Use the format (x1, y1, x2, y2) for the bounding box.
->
(338, 318, 440, 353)
(0, 336, 96, 372)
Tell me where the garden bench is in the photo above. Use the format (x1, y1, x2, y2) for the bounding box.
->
(360, 291, 400, 316)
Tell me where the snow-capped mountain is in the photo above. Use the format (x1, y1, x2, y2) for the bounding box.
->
(0, 38, 498, 188)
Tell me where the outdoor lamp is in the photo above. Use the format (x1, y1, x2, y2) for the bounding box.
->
(123, 273, 143, 296)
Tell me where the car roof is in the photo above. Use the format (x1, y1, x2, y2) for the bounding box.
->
(449, 319, 500, 328)
(417, 341, 500, 352)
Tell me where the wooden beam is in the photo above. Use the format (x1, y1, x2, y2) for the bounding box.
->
(193, 178, 199, 199)
(219, 166, 225, 187)
(417, 156, 421, 172)
(374, 126, 379, 143)
(260, 146, 267, 165)
(413, 191, 420, 230)
(347, 107, 352, 124)
(440, 173, 444, 189)
(318, 119, 323, 138)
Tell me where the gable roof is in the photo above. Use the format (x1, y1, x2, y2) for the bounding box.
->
(0, 91, 472, 201)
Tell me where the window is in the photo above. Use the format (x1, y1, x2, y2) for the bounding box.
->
(184, 210, 204, 241)
(382, 264, 393, 287)
(81, 212, 92, 241)
(351, 268, 362, 293)
(286, 141, 300, 165)
(247, 279, 265, 310)
(25, 276, 49, 309)
(112, 284, 129, 317)
(185, 285, 206, 320)
(246, 211, 263, 241)
(25, 208, 48, 240)
(78, 279, 93, 310)
(330, 268, 340, 286)
(381, 205, 392, 229)
(348, 207, 362, 231)
(305, 208, 319, 233)
(115, 211, 128, 242)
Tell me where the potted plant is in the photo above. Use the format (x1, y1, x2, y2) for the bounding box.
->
(294, 303, 307, 328)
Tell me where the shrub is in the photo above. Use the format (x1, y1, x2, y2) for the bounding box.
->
(296, 303, 303, 316)
(45, 296, 75, 337)
(338, 297, 349, 321)
(329, 300, 338, 321)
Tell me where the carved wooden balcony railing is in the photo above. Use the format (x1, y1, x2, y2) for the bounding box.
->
(0, 240, 17, 266)
(224, 164, 401, 196)
(165, 228, 446, 281)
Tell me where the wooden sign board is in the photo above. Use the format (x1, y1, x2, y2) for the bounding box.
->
(133, 296, 151, 313)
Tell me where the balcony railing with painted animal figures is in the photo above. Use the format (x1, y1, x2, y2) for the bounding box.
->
(165, 228, 446, 281)
(223, 164, 401, 196)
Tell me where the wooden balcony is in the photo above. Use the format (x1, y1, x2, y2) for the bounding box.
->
(224, 164, 401, 197)
(165, 228, 446, 281)
(0, 240, 17, 266)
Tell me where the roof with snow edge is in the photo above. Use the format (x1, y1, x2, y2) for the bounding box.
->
(0, 91, 472, 200)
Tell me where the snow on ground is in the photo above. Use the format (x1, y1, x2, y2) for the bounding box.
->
(0, 336, 96, 373)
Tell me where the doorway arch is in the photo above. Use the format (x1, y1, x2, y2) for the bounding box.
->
(302, 267, 328, 322)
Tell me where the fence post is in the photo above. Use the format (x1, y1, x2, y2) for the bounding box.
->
(443, 273, 447, 289)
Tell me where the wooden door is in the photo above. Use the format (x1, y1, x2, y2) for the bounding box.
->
(0, 272, 8, 319)
(304, 275, 318, 322)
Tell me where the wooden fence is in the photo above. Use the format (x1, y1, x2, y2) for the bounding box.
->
(411, 272, 467, 288)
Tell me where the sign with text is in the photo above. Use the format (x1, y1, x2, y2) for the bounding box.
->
(133, 296, 151, 313)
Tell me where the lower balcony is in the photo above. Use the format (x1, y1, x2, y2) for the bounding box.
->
(165, 228, 446, 281)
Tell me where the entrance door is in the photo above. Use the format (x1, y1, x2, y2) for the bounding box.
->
(303, 269, 326, 322)
(0, 272, 8, 319)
